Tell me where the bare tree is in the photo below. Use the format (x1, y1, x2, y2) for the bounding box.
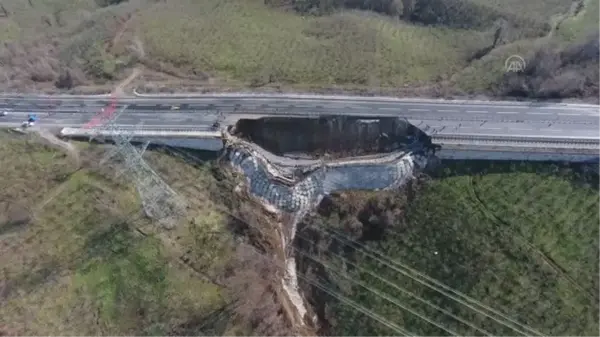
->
(0, 4, 9, 17)
(401, 0, 414, 19)
(224, 243, 293, 336)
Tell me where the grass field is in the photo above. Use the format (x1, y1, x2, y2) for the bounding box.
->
(468, 0, 573, 20)
(0, 130, 234, 335)
(556, 0, 600, 42)
(0, 0, 594, 96)
(299, 160, 599, 336)
(134, 0, 488, 88)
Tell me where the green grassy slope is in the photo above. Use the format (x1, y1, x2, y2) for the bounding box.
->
(0, 131, 233, 335)
(0, 0, 596, 97)
(557, 0, 600, 42)
(299, 161, 599, 336)
(135, 0, 487, 88)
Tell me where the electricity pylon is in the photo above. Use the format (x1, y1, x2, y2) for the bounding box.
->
(91, 106, 187, 229)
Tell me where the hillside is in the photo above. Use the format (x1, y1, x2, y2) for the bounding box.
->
(0, 130, 296, 336)
(0, 0, 597, 101)
(0, 129, 597, 336)
(0, 0, 598, 335)
(296, 161, 599, 336)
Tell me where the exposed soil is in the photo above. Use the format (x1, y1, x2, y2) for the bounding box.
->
(35, 129, 80, 167)
(232, 116, 429, 159)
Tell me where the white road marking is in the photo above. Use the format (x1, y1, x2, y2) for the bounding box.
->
(37, 119, 87, 125)
(481, 127, 502, 130)
(437, 109, 458, 112)
(163, 97, 534, 109)
(558, 112, 582, 116)
(5, 111, 50, 116)
(527, 112, 552, 115)
(496, 111, 519, 114)
(409, 108, 429, 112)
(466, 110, 487, 113)
(378, 107, 398, 111)
(56, 123, 213, 129)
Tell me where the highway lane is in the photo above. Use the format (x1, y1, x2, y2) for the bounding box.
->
(414, 119, 600, 139)
(0, 110, 220, 130)
(2, 95, 598, 118)
(0, 95, 598, 140)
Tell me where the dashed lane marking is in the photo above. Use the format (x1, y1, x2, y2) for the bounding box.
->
(558, 113, 582, 116)
(527, 112, 552, 115)
(437, 109, 459, 112)
(409, 108, 429, 112)
(496, 111, 519, 114)
(466, 110, 487, 113)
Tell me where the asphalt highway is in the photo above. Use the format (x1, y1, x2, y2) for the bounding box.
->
(0, 95, 598, 141)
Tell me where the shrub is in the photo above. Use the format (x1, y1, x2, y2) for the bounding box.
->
(499, 32, 599, 100)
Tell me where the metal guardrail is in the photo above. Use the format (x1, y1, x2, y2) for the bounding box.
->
(433, 134, 600, 146)
(435, 140, 598, 150)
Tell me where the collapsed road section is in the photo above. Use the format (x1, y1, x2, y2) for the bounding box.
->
(57, 113, 439, 333)
(220, 117, 436, 332)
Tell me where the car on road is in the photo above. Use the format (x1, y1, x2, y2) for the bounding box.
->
(21, 114, 37, 128)
(0, 110, 7, 116)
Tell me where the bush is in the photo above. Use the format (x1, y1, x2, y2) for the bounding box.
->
(272, 0, 550, 39)
(499, 32, 599, 100)
(95, 0, 129, 7)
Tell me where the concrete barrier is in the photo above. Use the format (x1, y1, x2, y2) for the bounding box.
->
(432, 135, 600, 150)
(0, 93, 113, 99)
(60, 127, 222, 139)
(437, 149, 600, 163)
(130, 88, 600, 108)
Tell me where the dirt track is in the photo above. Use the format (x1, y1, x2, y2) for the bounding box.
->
(35, 129, 80, 168)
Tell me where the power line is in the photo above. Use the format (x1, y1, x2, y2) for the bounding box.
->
(149, 138, 542, 336)
(324, 226, 545, 336)
(292, 242, 459, 336)
(243, 243, 415, 337)
(162, 152, 476, 335)
(295, 231, 494, 336)
(89, 108, 187, 230)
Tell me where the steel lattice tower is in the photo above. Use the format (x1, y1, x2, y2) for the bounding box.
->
(91, 106, 187, 229)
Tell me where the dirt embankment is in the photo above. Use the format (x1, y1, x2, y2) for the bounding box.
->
(211, 162, 319, 336)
